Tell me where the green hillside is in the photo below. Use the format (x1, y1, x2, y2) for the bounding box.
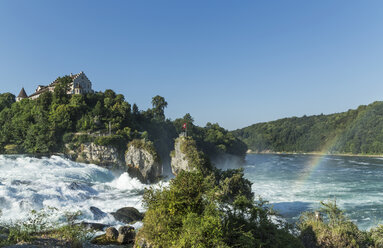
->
(0, 75, 247, 161)
(232, 101, 383, 155)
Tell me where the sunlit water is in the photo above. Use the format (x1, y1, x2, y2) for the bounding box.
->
(0, 154, 382, 230)
(0, 155, 167, 227)
(245, 154, 383, 230)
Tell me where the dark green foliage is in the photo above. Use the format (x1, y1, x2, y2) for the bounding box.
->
(0, 77, 246, 162)
(94, 135, 126, 151)
(174, 114, 248, 160)
(138, 166, 303, 247)
(233, 101, 383, 155)
(0, 93, 15, 111)
(151, 95, 168, 121)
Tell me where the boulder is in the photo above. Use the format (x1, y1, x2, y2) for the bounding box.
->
(79, 221, 109, 231)
(125, 139, 162, 184)
(117, 225, 135, 244)
(105, 227, 119, 241)
(90, 206, 107, 220)
(111, 207, 143, 223)
(0, 226, 9, 234)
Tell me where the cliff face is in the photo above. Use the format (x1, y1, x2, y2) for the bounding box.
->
(170, 136, 198, 176)
(125, 139, 162, 184)
(66, 143, 123, 167)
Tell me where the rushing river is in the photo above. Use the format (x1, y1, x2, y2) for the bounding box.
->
(245, 153, 383, 230)
(0, 155, 163, 228)
(0, 154, 382, 230)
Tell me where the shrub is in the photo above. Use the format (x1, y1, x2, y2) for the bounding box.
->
(63, 133, 74, 143)
(137, 169, 302, 248)
(94, 134, 125, 151)
(370, 225, 383, 247)
(298, 200, 372, 248)
(1, 208, 92, 247)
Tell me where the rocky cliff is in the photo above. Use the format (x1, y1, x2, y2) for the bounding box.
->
(170, 136, 211, 175)
(66, 142, 123, 167)
(125, 139, 162, 184)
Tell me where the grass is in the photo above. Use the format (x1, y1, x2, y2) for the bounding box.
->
(0, 208, 94, 248)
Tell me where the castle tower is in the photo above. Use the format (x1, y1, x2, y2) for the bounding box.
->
(16, 87, 28, 102)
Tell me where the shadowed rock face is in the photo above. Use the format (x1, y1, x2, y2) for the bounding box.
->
(111, 207, 144, 224)
(125, 141, 162, 184)
(118, 226, 135, 244)
(90, 206, 108, 220)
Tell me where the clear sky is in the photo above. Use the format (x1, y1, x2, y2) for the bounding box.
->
(0, 1, 382, 130)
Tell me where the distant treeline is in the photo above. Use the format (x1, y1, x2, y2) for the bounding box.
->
(233, 101, 383, 154)
(0, 75, 247, 162)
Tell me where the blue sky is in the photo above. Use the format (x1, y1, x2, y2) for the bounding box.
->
(0, 1, 382, 130)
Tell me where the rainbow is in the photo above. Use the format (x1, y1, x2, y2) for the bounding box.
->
(294, 106, 374, 189)
(295, 135, 340, 189)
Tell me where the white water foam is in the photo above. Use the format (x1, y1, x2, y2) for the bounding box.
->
(0, 155, 164, 226)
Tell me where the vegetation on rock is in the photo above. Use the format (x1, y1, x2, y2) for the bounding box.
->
(0, 75, 247, 164)
(298, 200, 382, 248)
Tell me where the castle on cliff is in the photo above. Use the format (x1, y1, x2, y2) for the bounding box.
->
(17, 71, 94, 101)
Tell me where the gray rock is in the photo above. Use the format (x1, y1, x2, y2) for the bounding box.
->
(0, 226, 9, 234)
(90, 206, 107, 220)
(125, 139, 162, 184)
(111, 207, 143, 223)
(105, 227, 119, 241)
(79, 221, 110, 231)
(0, 233, 8, 242)
(170, 136, 198, 175)
(117, 225, 135, 244)
(66, 142, 122, 166)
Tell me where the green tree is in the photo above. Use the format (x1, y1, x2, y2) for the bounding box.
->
(53, 76, 72, 104)
(0, 93, 15, 111)
(151, 95, 168, 121)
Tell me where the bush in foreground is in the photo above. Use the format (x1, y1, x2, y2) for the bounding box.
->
(136, 168, 303, 248)
(298, 200, 374, 248)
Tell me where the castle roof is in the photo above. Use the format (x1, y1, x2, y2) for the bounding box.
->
(28, 87, 49, 98)
(17, 87, 28, 98)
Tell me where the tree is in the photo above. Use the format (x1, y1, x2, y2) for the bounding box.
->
(53, 76, 72, 104)
(132, 103, 139, 115)
(0, 93, 15, 111)
(151, 95, 168, 121)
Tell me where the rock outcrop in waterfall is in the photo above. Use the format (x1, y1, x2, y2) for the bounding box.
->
(125, 139, 162, 184)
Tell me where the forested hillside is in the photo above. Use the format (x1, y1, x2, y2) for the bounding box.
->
(0, 75, 247, 162)
(233, 101, 383, 154)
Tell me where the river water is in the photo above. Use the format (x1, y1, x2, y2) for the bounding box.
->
(245, 153, 383, 230)
(0, 154, 382, 230)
